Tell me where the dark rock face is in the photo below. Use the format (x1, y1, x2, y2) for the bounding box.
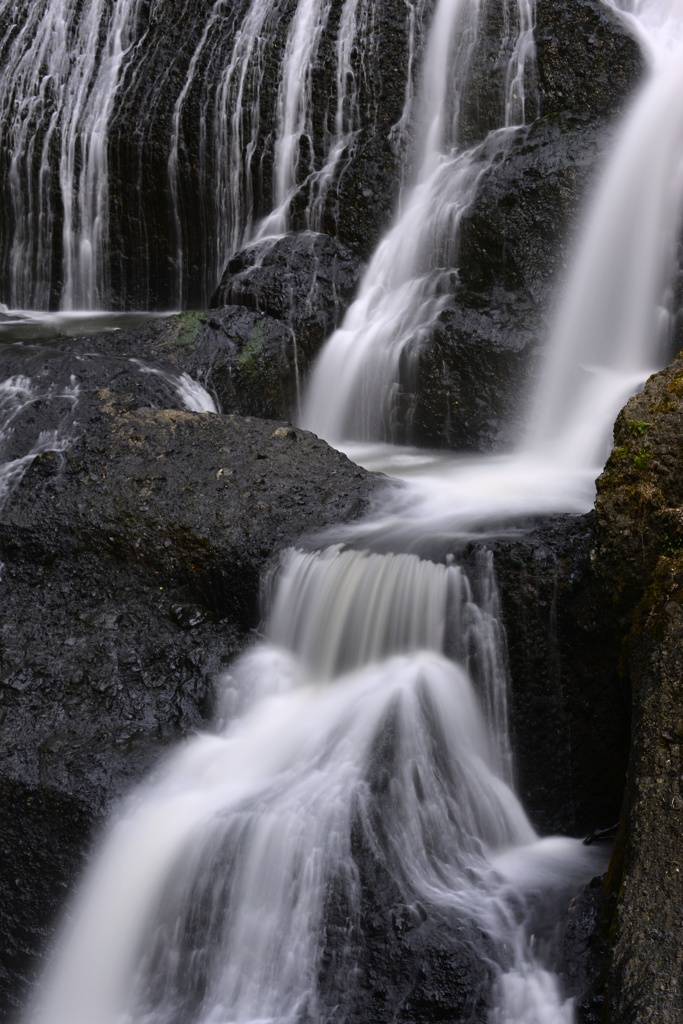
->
(206, 230, 364, 416)
(0, 345, 381, 1012)
(489, 513, 629, 837)
(558, 875, 613, 1024)
(0, 780, 96, 1019)
(534, 0, 644, 122)
(210, 232, 362, 326)
(590, 353, 683, 1024)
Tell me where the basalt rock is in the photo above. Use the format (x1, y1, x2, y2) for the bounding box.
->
(0, 350, 382, 1012)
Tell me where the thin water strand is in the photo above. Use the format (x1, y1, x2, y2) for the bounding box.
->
(0, 0, 146, 310)
(0, 374, 79, 506)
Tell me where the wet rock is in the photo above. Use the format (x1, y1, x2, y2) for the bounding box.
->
(0, 779, 96, 1018)
(210, 231, 362, 332)
(409, 295, 539, 451)
(558, 875, 613, 1024)
(592, 352, 683, 1024)
(535, 0, 645, 122)
(488, 513, 629, 837)
(0, 349, 382, 1010)
(205, 231, 363, 416)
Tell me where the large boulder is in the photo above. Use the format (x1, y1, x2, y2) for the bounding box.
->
(0, 344, 381, 1013)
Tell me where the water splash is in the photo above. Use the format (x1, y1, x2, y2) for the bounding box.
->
(130, 359, 218, 413)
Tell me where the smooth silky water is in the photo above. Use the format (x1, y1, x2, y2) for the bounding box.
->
(6, 0, 683, 1022)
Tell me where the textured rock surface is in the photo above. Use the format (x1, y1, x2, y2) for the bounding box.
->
(489, 513, 629, 837)
(0, 346, 382, 1012)
(592, 353, 683, 1024)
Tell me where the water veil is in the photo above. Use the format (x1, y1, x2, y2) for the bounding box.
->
(18, 2, 683, 1024)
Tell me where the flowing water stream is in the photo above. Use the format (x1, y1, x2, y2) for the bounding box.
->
(4, 0, 683, 1022)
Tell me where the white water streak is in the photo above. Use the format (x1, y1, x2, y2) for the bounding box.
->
(257, 0, 335, 236)
(301, 0, 537, 444)
(0, 375, 79, 506)
(525, 4, 683, 468)
(130, 359, 218, 413)
(0, 0, 146, 309)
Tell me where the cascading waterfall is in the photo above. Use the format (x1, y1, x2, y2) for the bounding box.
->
(25, 544, 605, 1024)
(305, 0, 683, 539)
(525, 0, 683, 470)
(301, 0, 537, 444)
(10, 2, 683, 1024)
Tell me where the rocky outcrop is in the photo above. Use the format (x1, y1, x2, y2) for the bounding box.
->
(0, 346, 381, 1013)
(206, 231, 364, 417)
(588, 352, 683, 1024)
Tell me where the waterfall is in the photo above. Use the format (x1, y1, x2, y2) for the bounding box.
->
(9, 1, 683, 1023)
(0, 0, 425, 310)
(301, 0, 683, 533)
(525, 0, 683, 470)
(169, 0, 423, 306)
(0, 0, 146, 310)
(300, 0, 537, 444)
(25, 545, 604, 1024)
